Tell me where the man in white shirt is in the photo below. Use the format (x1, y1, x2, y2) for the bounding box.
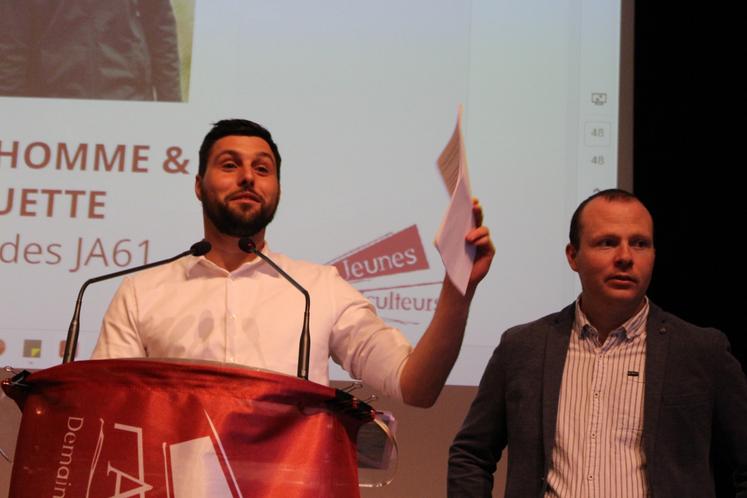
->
(93, 118, 495, 407)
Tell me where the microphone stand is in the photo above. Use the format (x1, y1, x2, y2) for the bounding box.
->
(238, 237, 311, 380)
(62, 240, 211, 364)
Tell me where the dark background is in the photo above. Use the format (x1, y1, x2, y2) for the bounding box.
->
(634, 4, 744, 496)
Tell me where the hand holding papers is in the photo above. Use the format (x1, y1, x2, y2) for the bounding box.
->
(398, 109, 495, 405)
(435, 107, 479, 295)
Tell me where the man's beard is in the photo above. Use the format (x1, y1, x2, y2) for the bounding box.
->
(200, 186, 279, 238)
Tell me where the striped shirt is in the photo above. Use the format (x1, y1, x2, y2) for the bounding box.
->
(545, 299, 649, 498)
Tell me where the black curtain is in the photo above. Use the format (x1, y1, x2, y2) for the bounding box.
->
(634, 4, 745, 496)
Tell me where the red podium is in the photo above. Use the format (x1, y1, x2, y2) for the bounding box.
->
(2, 359, 373, 498)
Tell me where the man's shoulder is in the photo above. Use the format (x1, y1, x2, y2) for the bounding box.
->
(270, 251, 326, 270)
(269, 251, 341, 277)
(121, 256, 188, 285)
(267, 251, 353, 290)
(648, 302, 727, 347)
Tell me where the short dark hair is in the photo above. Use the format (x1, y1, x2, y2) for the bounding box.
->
(569, 188, 641, 248)
(198, 119, 281, 178)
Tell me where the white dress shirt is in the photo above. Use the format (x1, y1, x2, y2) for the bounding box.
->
(545, 299, 649, 498)
(91, 247, 413, 399)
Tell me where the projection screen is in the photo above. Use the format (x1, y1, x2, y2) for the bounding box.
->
(0, 0, 630, 385)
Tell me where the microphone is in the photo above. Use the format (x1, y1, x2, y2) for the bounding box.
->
(238, 237, 311, 380)
(62, 240, 211, 364)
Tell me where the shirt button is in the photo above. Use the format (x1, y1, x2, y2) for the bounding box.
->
(588, 475, 593, 481)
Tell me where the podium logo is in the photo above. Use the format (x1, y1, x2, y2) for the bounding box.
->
(23, 339, 42, 358)
(82, 411, 241, 498)
(329, 225, 429, 282)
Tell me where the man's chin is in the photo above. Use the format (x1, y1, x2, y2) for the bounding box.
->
(226, 203, 260, 219)
(201, 198, 276, 239)
(601, 289, 646, 309)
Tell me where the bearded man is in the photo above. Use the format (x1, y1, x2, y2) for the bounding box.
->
(92, 119, 495, 407)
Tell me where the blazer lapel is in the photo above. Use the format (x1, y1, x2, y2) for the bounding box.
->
(643, 303, 671, 479)
(542, 304, 574, 469)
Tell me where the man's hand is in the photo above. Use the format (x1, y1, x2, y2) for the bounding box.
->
(399, 198, 495, 407)
(465, 198, 495, 296)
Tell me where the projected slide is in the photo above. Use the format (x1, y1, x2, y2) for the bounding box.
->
(0, 0, 622, 385)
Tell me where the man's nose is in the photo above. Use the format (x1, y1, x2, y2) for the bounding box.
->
(614, 244, 633, 269)
(238, 166, 255, 186)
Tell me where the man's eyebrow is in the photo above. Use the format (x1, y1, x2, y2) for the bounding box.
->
(214, 150, 241, 161)
(213, 150, 275, 165)
(591, 233, 619, 240)
(630, 233, 653, 241)
(254, 151, 276, 165)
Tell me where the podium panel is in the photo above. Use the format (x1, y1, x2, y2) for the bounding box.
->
(3, 359, 371, 498)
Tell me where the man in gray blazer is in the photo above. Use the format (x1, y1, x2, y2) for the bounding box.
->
(448, 189, 747, 498)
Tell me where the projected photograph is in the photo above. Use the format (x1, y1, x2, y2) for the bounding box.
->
(0, 0, 195, 102)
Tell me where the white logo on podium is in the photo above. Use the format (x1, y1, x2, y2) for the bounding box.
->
(84, 411, 240, 497)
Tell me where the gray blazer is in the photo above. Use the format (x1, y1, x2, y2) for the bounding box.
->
(448, 303, 747, 498)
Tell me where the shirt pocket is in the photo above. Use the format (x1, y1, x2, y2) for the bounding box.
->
(612, 372, 646, 434)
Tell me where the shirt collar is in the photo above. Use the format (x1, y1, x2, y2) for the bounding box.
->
(574, 296, 649, 341)
(184, 242, 272, 278)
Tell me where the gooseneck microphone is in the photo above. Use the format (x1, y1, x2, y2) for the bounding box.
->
(238, 237, 311, 381)
(62, 240, 212, 364)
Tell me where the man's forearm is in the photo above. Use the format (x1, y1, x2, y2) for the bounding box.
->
(398, 276, 473, 407)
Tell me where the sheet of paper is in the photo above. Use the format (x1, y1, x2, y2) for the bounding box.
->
(434, 106, 475, 295)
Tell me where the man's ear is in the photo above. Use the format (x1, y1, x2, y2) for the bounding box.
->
(195, 175, 202, 201)
(565, 243, 579, 272)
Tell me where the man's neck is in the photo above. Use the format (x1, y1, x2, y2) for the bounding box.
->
(579, 296, 646, 342)
(203, 228, 265, 272)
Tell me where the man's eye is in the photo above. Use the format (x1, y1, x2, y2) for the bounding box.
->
(632, 239, 652, 248)
(222, 162, 237, 169)
(599, 239, 616, 247)
(255, 164, 271, 174)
